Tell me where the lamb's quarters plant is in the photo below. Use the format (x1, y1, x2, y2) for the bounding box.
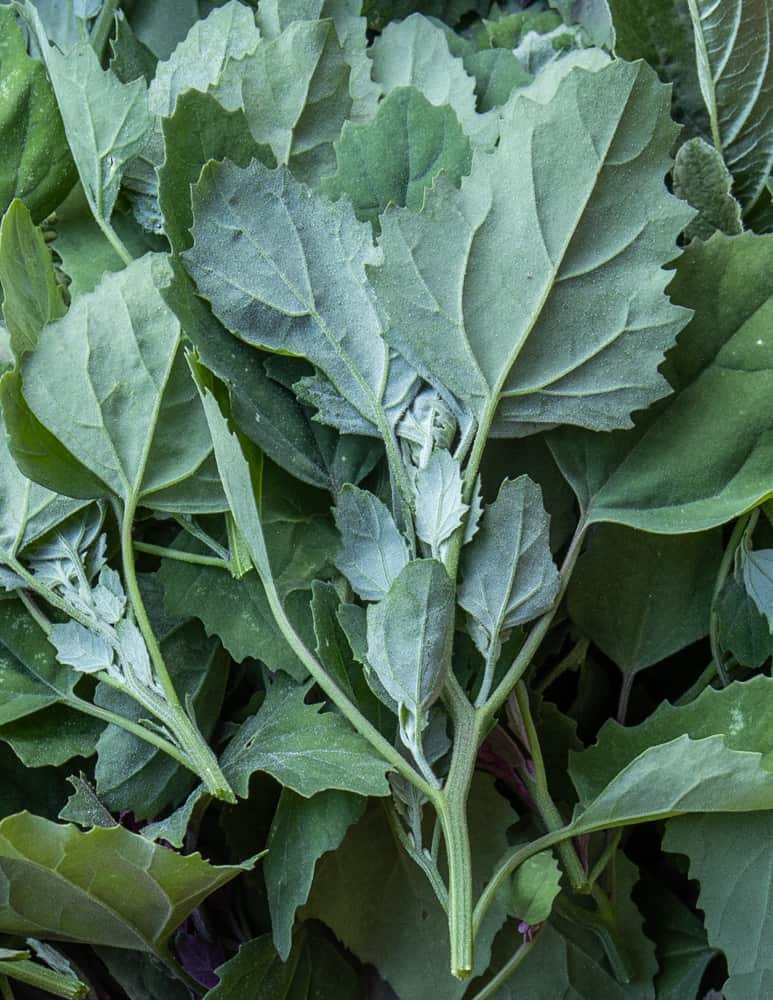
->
(1, 0, 773, 997)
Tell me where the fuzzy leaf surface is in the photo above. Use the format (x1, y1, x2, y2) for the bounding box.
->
(334, 486, 408, 602)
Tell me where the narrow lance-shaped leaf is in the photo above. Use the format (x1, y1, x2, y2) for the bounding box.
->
(4, 254, 224, 514)
(370, 59, 692, 438)
(365, 558, 454, 735)
(458, 477, 559, 657)
(334, 485, 409, 601)
(687, 0, 773, 211)
(185, 158, 416, 437)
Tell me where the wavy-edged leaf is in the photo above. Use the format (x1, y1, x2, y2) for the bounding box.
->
(551, 233, 773, 532)
(688, 0, 773, 211)
(0, 199, 65, 361)
(0, 7, 75, 223)
(458, 477, 559, 657)
(567, 524, 721, 676)
(334, 485, 408, 602)
(265, 788, 365, 960)
(673, 137, 743, 241)
(220, 673, 391, 798)
(6, 254, 225, 514)
(664, 811, 773, 999)
(371, 59, 691, 438)
(0, 813, 250, 952)
(414, 450, 467, 561)
(185, 158, 413, 436)
(323, 87, 471, 229)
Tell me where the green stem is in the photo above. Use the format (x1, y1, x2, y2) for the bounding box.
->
(173, 515, 230, 561)
(95, 211, 133, 268)
(0, 960, 87, 1000)
(134, 541, 231, 571)
(558, 888, 634, 984)
(17, 590, 52, 635)
(469, 939, 536, 1000)
(69, 694, 192, 768)
(710, 509, 757, 687)
(384, 802, 448, 911)
(482, 518, 587, 724)
(533, 636, 589, 694)
(514, 683, 588, 892)
(588, 830, 621, 887)
(616, 672, 634, 724)
(676, 659, 718, 706)
(0, 976, 12, 1000)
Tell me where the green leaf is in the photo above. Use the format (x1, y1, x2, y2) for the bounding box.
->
(687, 0, 773, 211)
(157, 89, 273, 254)
(333, 485, 408, 602)
(185, 158, 412, 437)
(24, 4, 153, 227)
(128, 0, 200, 60)
(220, 673, 391, 798)
(673, 137, 743, 241)
(716, 577, 773, 668)
(550, 233, 773, 532)
(463, 49, 532, 112)
(94, 622, 226, 819)
(265, 788, 365, 960)
(0, 703, 103, 767)
(93, 948, 189, 1000)
(0, 199, 65, 361)
(567, 524, 721, 676)
(59, 774, 118, 830)
(304, 775, 514, 999)
(322, 87, 472, 230)
(507, 850, 561, 925)
(740, 546, 773, 631)
(362, 0, 489, 31)
(371, 59, 691, 438)
(458, 477, 559, 657)
(0, 812, 250, 953)
(110, 11, 158, 85)
(414, 450, 468, 561)
(365, 558, 454, 727)
(663, 811, 773, 999)
(8, 253, 225, 513)
(369, 14, 494, 147)
(606, 0, 708, 136)
(570, 675, 773, 802)
(0, 7, 75, 222)
(142, 784, 207, 848)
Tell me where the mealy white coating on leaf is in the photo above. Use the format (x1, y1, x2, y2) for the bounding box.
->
(413, 450, 468, 561)
(50, 621, 112, 675)
(458, 477, 559, 655)
(334, 486, 409, 601)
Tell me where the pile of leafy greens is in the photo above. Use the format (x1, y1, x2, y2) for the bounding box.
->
(1, 0, 772, 996)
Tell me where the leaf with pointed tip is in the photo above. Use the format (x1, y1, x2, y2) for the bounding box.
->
(142, 785, 207, 848)
(507, 850, 561, 925)
(334, 486, 408, 602)
(59, 775, 118, 830)
(323, 87, 471, 230)
(266, 788, 365, 960)
(366, 559, 454, 724)
(0, 812, 250, 953)
(664, 811, 773, 999)
(185, 158, 413, 436)
(23, 4, 153, 226)
(550, 233, 773, 532)
(740, 547, 773, 631)
(458, 477, 559, 657)
(6, 254, 225, 514)
(414, 450, 467, 560)
(673, 137, 743, 241)
(0, 7, 75, 223)
(0, 200, 66, 361)
(220, 673, 391, 798)
(716, 577, 773, 668)
(371, 59, 691, 438)
(567, 524, 721, 676)
(687, 0, 773, 211)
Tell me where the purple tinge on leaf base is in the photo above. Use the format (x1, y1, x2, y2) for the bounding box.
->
(518, 921, 538, 942)
(477, 736, 535, 810)
(176, 913, 227, 990)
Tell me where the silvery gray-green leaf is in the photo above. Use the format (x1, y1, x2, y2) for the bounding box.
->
(50, 622, 112, 675)
(740, 547, 773, 632)
(688, 0, 773, 211)
(365, 558, 454, 726)
(12, 254, 224, 514)
(185, 159, 407, 437)
(334, 485, 409, 602)
(23, 4, 153, 226)
(673, 137, 743, 241)
(458, 477, 559, 657)
(369, 14, 496, 147)
(371, 59, 691, 438)
(414, 450, 467, 561)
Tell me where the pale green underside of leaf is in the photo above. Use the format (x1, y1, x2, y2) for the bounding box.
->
(185, 159, 400, 433)
(371, 58, 692, 437)
(220, 674, 391, 798)
(688, 0, 773, 211)
(550, 233, 773, 532)
(567, 523, 721, 674)
(334, 485, 408, 601)
(664, 811, 773, 999)
(265, 788, 365, 960)
(741, 547, 773, 631)
(0, 813, 249, 952)
(15, 254, 224, 513)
